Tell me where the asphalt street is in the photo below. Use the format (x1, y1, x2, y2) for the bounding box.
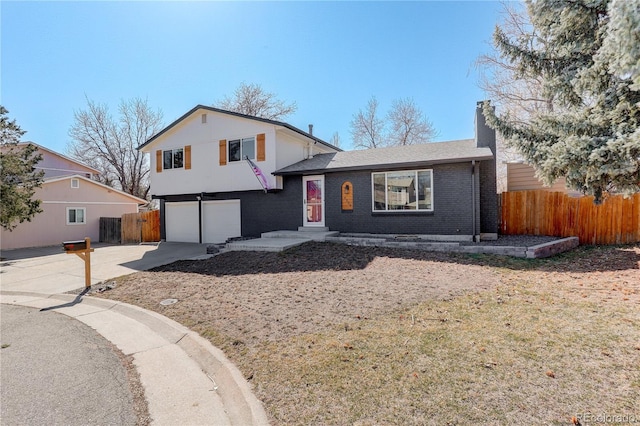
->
(0, 304, 137, 425)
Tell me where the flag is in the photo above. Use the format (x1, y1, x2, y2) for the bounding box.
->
(245, 156, 270, 192)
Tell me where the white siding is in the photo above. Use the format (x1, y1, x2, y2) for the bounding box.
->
(144, 108, 338, 197)
(147, 110, 278, 195)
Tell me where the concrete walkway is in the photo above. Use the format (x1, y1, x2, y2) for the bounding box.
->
(0, 242, 269, 425)
(226, 230, 338, 252)
(0, 242, 210, 294)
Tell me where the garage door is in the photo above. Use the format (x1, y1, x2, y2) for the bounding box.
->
(165, 202, 199, 243)
(202, 200, 241, 244)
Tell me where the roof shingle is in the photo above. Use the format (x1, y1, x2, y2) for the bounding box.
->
(274, 139, 493, 175)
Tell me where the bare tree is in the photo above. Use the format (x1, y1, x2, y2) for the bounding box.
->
(350, 96, 386, 149)
(387, 98, 438, 146)
(216, 82, 297, 120)
(475, 2, 552, 122)
(68, 97, 163, 200)
(475, 1, 554, 192)
(329, 131, 341, 148)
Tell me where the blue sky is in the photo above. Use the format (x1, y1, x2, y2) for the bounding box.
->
(2, 1, 503, 153)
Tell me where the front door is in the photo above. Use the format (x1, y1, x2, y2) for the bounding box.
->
(303, 175, 325, 227)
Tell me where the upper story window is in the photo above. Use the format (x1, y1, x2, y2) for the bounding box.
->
(228, 137, 255, 162)
(71, 178, 79, 188)
(163, 148, 184, 170)
(372, 169, 433, 212)
(156, 146, 190, 173)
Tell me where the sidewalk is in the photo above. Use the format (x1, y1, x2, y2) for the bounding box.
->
(0, 291, 269, 426)
(1, 242, 269, 424)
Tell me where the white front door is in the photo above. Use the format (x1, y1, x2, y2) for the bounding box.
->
(303, 175, 325, 227)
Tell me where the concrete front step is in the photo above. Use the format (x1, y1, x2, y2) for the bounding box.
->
(297, 226, 330, 232)
(225, 237, 311, 252)
(225, 229, 339, 252)
(261, 230, 339, 241)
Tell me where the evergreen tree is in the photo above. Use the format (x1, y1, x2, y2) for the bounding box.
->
(0, 106, 44, 230)
(485, 0, 640, 203)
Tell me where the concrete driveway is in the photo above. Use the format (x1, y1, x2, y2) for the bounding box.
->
(0, 242, 208, 294)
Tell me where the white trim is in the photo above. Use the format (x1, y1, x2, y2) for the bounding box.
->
(71, 178, 79, 188)
(303, 175, 325, 227)
(43, 201, 140, 205)
(227, 136, 256, 163)
(162, 147, 184, 170)
(371, 169, 434, 212)
(66, 207, 86, 225)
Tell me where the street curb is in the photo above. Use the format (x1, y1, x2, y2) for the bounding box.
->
(1, 290, 270, 426)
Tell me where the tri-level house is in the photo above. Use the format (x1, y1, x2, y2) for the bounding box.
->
(138, 102, 498, 244)
(1, 143, 146, 250)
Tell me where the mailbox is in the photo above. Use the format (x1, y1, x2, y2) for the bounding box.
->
(63, 240, 87, 252)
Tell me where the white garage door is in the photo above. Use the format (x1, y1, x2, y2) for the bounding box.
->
(165, 202, 199, 243)
(202, 200, 241, 244)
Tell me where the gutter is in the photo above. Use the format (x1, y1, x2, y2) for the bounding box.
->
(197, 193, 203, 244)
(273, 154, 494, 176)
(471, 160, 477, 242)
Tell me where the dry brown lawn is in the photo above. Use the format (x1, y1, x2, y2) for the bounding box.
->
(96, 242, 640, 425)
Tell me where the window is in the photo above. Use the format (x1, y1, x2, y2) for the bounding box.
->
(71, 178, 79, 188)
(163, 148, 184, 170)
(372, 170, 433, 212)
(66, 207, 86, 225)
(228, 137, 255, 162)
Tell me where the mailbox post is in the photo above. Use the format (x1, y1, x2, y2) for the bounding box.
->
(63, 237, 95, 288)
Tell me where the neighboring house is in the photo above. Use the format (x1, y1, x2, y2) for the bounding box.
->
(1, 143, 146, 250)
(138, 103, 498, 243)
(506, 161, 581, 195)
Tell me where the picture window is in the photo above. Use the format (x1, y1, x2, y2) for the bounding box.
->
(372, 170, 433, 212)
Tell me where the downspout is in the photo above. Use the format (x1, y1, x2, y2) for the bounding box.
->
(197, 193, 203, 244)
(471, 161, 477, 242)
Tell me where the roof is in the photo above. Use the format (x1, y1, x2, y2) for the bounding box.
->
(138, 105, 342, 152)
(10, 142, 100, 174)
(274, 139, 494, 175)
(43, 174, 148, 204)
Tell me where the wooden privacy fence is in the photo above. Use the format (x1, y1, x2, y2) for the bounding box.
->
(121, 210, 160, 244)
(501, 190, 640, 245)
(99, 217, 122, 244)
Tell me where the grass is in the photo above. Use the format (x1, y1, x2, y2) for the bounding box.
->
(230, 285, 638, 424)
(99, 243, 640, 425)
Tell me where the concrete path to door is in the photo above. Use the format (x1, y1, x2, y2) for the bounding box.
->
(0, 242, 209, 294)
